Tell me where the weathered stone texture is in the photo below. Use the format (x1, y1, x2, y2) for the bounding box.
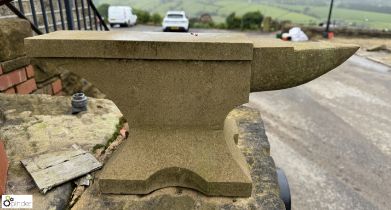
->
(99, 127, 252, 197)
(249, 39, 359, 92)
(41, 58, 251, 128)
(0, 18, 32, 62)
(72, 106, 285, 210)
(25, 31, 358, 199)
(25, 31, 254, 61)
(0, 93, 122, 209)
(0, 56, 30, 73)
(26, 31, 255, 196)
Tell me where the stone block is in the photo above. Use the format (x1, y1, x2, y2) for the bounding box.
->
(100, 128, 252, 196)
(0, 56, 30, 73)
(72, 106, 285, 210)
(0, 18, 32, 62)
(249, 38, 359, 91)
(25, 31, 358, 198)
(30, 59, 62, 84)
(33, 84, 53, 95)
(40, 58, 251, 128)
(25, 31, 253, 61)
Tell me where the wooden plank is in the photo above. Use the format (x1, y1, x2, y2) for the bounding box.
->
(21, 145, 102, 194)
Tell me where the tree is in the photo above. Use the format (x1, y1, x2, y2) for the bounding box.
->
(241, 11, 263, 30)
(97, 3, 110, 21)
(134, 9, 151, 24)
(151, 13, 163, 25)
(225, 12, 241, 29)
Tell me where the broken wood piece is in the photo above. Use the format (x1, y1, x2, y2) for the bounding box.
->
(21, 144, 102, 194)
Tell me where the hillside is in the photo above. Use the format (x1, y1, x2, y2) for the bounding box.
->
(94, 0, 391, 30)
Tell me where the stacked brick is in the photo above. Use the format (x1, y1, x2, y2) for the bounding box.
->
(0, 57, 37, 94)
(34, 76, 63, 96)
(0, 18, 62, 96)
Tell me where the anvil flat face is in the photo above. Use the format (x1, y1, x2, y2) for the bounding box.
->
(25, 31, 358, 197)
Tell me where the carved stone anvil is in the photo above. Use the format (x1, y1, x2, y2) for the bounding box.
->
(25, 31, 358, 197)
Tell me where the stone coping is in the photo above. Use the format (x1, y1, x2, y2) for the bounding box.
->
(25, 31, 254, 61)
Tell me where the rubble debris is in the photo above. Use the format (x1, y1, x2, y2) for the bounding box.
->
(69, 185, 86, 208)
(70, 125, 128, 208)
(96, 126, 128, 163)
(20, 144, 102, 194)
(119, 128, 129, 138)
(74, 174, 93, 186)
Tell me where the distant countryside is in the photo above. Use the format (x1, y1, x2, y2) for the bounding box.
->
(94, 0, 391, 30)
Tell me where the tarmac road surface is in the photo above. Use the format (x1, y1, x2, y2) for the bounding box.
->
(114, 25, 391, 210)
(249, 55, 391, 210)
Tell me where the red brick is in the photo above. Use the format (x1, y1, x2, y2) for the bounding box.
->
(0, 68, 27, 91)
(16, 78, 37, 94)
(0, 74, 11, 90)
(25, 65, 35, 78)
(0, 140, 8, 195)
(52, 79, 62, 94)
(3, 87, 15, 94)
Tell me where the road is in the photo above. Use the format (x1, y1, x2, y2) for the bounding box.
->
(250, 55, 391, 210)
(114, 25, 391, 210)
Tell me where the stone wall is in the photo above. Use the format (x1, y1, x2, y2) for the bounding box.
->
(0, 18, 63, 95)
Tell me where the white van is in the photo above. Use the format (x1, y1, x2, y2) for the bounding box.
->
(108, 6, 137, 27)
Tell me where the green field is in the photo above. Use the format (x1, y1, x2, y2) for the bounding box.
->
(94, 0, 391, 29)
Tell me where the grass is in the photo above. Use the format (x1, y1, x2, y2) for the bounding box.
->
(92, 116, 127, 153)
(94, 0, 391, 29)
(277, 4, 391, 29)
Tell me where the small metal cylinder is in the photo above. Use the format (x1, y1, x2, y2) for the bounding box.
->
(71, 92, 88, 114)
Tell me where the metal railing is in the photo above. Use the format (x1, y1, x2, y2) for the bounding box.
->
(0, 0, 109, 34)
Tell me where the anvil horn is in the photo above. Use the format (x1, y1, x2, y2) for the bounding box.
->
(250, 39, 359, 92)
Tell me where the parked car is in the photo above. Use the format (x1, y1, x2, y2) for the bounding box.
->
(162, 11, 189, 32)
(108, 6, 137, 27)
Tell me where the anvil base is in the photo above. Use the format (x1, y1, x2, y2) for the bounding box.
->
(99, 127, 252, 197)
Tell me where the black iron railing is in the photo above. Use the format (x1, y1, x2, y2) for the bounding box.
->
(0, 0, 109, 34)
